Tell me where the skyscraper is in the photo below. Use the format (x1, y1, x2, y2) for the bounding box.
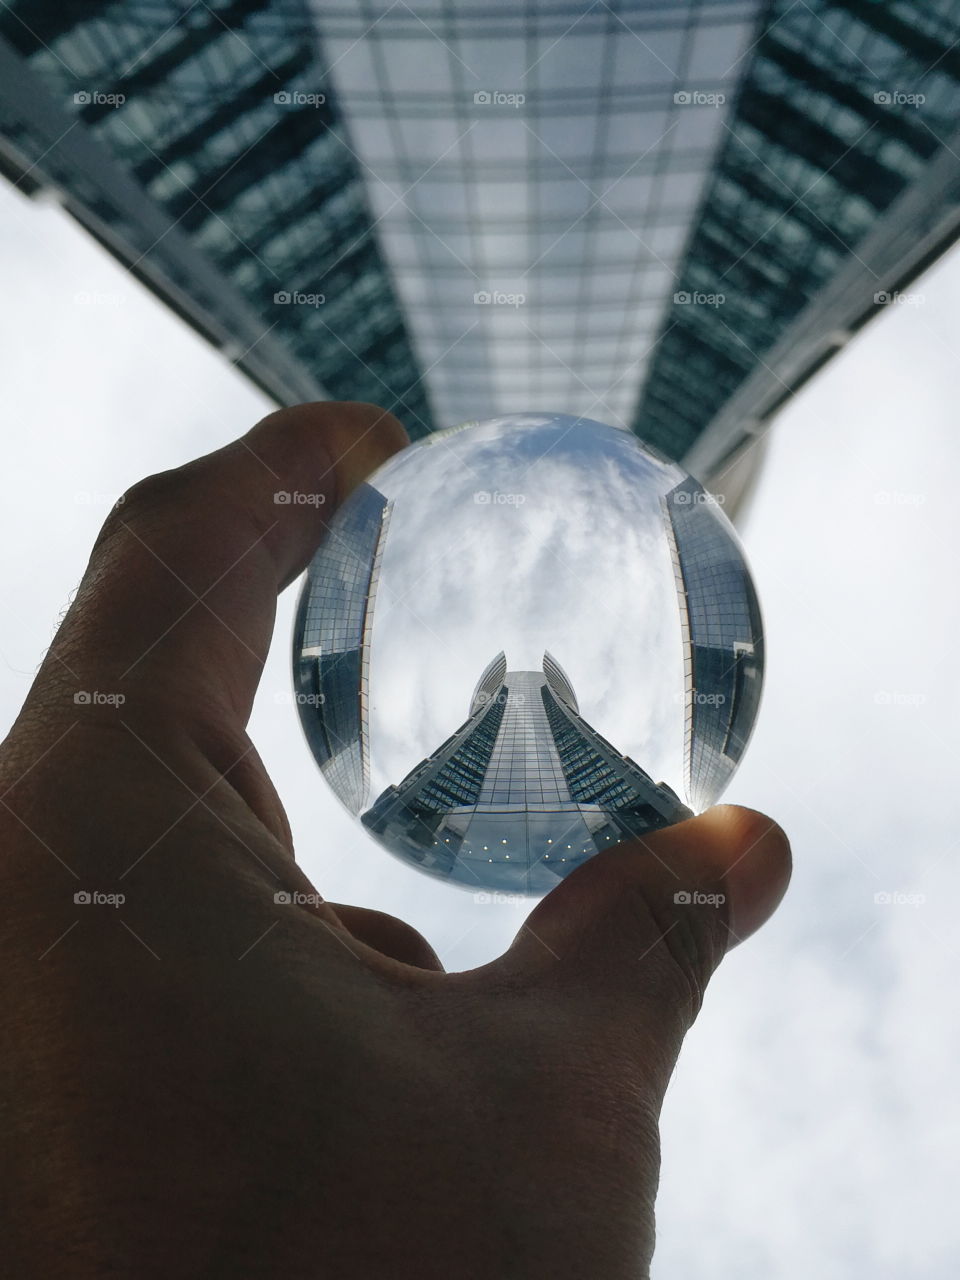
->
(294, 482, 391, 815)
(661, 476, 763, 811)
(2, 1, 958, 501)
(362, 651, 691, 893)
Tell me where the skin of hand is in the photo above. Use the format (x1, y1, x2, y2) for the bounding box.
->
(0, 402, 790, 1279)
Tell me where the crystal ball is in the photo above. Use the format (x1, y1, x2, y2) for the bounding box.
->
(292, 412, 763, 895)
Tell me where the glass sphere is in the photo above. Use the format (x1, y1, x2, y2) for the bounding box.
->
(292, 412, 763, 895)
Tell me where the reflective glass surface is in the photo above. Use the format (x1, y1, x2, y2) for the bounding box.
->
(293, 411, 764, 894)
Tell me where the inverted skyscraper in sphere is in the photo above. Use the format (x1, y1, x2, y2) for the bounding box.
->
(293, 410, 765, 894)
(2, 1, 960, 507)
(362, 652, 693, 894)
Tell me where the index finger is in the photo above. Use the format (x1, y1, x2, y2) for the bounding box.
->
(25, 402, 408, 743)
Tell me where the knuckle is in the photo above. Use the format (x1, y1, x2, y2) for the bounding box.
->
(118, 467, 191, 518)
(95, 465, 200, 549)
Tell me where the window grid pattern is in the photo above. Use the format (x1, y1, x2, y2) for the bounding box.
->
(663, 478, 763, 811)
(542, 685, 690, 822)
(0, 0, 433, 436)
(633, 0, 960, 460)
(417, 697, 506, 812)
(476, 672, 571, 807)
(319, 0, 763, 431)
(4, 1, 959, 465)
(297, 483, 390, 814)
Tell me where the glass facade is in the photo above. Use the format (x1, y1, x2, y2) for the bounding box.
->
(2, 1, 959, 472)
(362, 653, 691, 893)
(317, 0, 763, 431)
(0, 0, 432, 435)
(633, 0, 960, 462)
(468, 650, 508, 715)
(295, 482, 391, 814)
(661, 477, 763, 811)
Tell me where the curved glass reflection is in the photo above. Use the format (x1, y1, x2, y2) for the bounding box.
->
(292, 412, 764, 895)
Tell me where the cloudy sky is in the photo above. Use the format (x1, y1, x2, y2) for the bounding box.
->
(340, 413, 690, 803)
(1, 177, 958, 1275)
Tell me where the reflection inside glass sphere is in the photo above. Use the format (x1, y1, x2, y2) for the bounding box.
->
(292, 412, 763, 895)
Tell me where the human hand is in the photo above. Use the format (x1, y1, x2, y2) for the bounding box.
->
(0, 402, 790, 1279)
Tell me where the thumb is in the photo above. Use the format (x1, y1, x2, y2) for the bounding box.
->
(502, 805, 791, 1096)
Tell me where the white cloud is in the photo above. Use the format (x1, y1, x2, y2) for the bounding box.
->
(358, 416, 689, 797)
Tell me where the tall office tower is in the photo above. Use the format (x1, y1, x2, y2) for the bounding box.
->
(294, 482, 391, 815)
(4, 2, 960, 507)
(661, 476, 763, 811)
(363, 651, 691, 892)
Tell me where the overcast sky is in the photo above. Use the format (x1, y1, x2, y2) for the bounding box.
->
(2, 177, 958, 1276)
(343, 412, 690, 804)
